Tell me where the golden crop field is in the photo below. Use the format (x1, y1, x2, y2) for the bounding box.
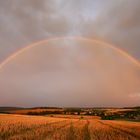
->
(9, 108, 64, 115)
(0, 114, 140, 140)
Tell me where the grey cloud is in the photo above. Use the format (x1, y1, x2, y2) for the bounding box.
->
(0, 0, 140, 61)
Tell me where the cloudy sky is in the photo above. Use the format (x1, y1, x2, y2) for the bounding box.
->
(0, 0, 140, 107)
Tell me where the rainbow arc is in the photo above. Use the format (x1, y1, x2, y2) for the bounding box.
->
(0, 37, 140, 70)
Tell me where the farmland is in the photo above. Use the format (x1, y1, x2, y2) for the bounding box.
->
(0, 114, 140, 140)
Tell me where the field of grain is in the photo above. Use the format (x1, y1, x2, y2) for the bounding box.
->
(0, 114, 140, 140)
(8, 108, 64, 115)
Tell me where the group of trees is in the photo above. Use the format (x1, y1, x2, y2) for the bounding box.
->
(25, 107, 140, 121)
(27, 111, 62, 115)
(101, 110, 140, 120)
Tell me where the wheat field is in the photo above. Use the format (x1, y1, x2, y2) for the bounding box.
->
(0, 114, 140, 140)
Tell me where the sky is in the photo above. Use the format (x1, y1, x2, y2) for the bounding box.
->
(0, 0, 140, 107)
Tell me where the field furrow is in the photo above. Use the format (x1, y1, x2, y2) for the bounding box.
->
(98, 120, 140, 140)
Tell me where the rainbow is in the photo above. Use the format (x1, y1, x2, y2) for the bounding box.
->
(0, 36, 140, 70)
